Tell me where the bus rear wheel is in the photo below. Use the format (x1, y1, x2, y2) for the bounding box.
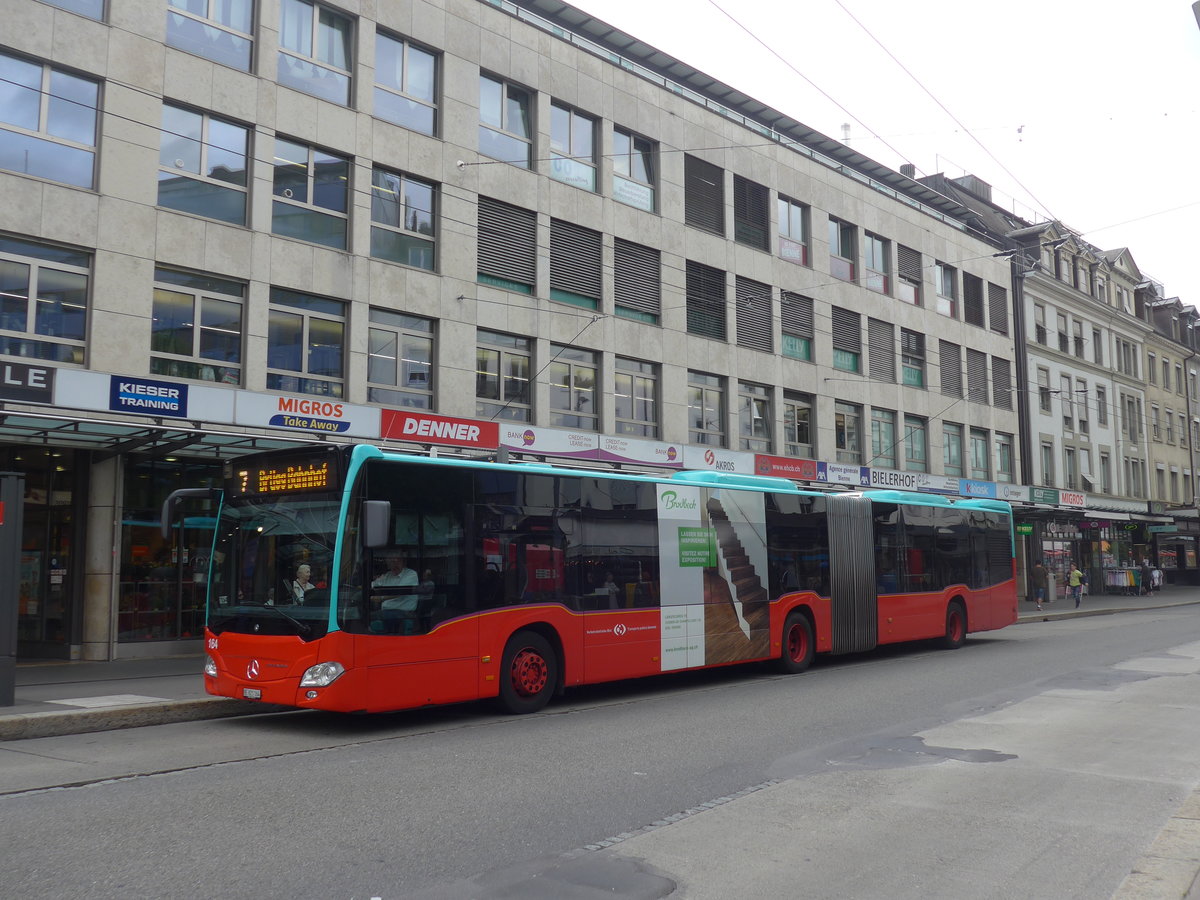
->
(498, 630, 557, 714)
(776, 611, 814, 674)
(940, 601, 967, 650)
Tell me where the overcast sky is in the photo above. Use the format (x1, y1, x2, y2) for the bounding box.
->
(569, 0, 1200, 304)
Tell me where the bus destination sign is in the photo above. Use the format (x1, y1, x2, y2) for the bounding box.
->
(232, 457, 334, 496)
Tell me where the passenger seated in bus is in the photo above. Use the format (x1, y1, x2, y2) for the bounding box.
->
(372, 552, 419, 611)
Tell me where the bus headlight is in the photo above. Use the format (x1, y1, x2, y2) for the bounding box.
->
(299, 662, 345, 687)
(204, 655, 217, 677)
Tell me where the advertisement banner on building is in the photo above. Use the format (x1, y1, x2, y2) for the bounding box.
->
(499, 424, 599, 459)
(817, 462, 870, 486)
(108, 376, 189, 417)
(598, 435, 683, 469)
(380, 410, 498, 449)
(755, 454, 817, 481)
(0, 361, 55, 404)
(998, 484, 1028, 503)
(959, 479, 998, 499)
(870, 468, 959, 493)
(682, 446, 754, 474)
(1058, 490, 1086, 508)
(235, 393, 379, 437)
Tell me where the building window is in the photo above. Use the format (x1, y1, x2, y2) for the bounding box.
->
(940, 340, 962, 398)
(158, 104, 249, 224)
(1065, 448, 1078, 491)
(476, 330, 531, 422)
(828, 217, 856, 282)
(904, 415, 928, 473)
(549, 102, 596, 191)
(864, 232, 889, 294)
(1037, 367, 1051, 413)
(370, 168, 435, 269)
(1076, 380, 1089, 434)
(278, 0, 352, 106)
(966, 348, 988, 404)
(1057, 313, 1069, 354)
(784, 391, 813, 457)
(267, 287, 345, 396)
(870, 408, 897, 469)
(896, 245, 921, 305)
(943, 422, 964, 477)
(992, 357, 1012, 410)
(781, 292, 813, 361)
(778, 196, 809, 266)
(733, 175, 769, 250)
(835, 401, 863, 464)
(1040, 442, 1055, 487)
(477, 197, 535, 293)
(688, 371, 726, 447)
(1034, 304, 1047, 345)
(1100, 453, 1111, 493)
(970, 428, 990, 481)
(831, 306, 861, 373)
(1177, 364, 1185, 395)
(272, 138, 349, 249)
(167, 0, 253, 71)
(1152, 405, 1161, 441)
(1097, 384, 1109, 426)
(612, 127, 655, 211)
(0, 51, 98, 188)
(1166, 408, 1175, 443)
(988, 282, 1008, 335)
(892, 329, 923, 389)
(0, 235, 90, 363)
(1062, 375, 1075, 430)
(736, 277, 772, 353)
(548, 345, 598, 431)
(738, 381, 772, 452)
(367, 309, 433, 409)
(614, 357, 658, 437)
(151, 268, 242, 384)
(963, 273, 984, 327)
(549, 219, 602, 309)
(613, 239, 660, 323)
(1073, 320, 1085, 357)
(1093, 328, 1103, 364)
(867, 317, 895, 382)
(46, 0, 104, 21)
(935, 262, 957, 317)
(374, 32, 437, 135)
(479, 74, 532, 167)
(686, 260, 726, 340)
(684, 155, 724, 235)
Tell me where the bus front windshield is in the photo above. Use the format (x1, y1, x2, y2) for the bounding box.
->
(208, 496, 341, 639)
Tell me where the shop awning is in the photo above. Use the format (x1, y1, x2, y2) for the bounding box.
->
(1085, 511, 1130, 520)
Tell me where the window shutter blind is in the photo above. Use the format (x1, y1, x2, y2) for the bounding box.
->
(478, 197, 536, 288)
(736, 276, 772, 352)
(613, 238, 660, 317)
(940, 340, 962, 397)
(868, 317, 895, 381)
(684, 155, 724, 235)
(966, 348, 989, 403)
(549, 218, 602, 300)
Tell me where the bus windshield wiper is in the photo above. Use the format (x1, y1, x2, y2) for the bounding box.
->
(259, 602, 311, 635)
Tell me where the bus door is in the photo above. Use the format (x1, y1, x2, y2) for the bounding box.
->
(827, 494, 877, 653)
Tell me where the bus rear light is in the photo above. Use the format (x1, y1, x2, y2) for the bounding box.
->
(204, 655, 218, 678)
(300, 662, 345, 687)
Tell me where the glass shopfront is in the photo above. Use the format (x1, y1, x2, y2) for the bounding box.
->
(2, 446, 85, 658)
(118, 456, 220, 643)
(1155, 533, 1199, 585)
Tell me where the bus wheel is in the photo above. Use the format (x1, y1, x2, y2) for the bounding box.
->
(776, 612, 814, 674)
(940, 601, 967, 650)
(498, 631, 557, 714)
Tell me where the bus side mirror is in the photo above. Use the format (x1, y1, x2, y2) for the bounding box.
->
(161, 488, 221, 539)
(362, 500, 391, 549)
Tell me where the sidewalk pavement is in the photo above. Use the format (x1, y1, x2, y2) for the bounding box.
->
(3, 587, 1198, 743)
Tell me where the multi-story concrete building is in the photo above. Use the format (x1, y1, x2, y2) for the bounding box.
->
(3, 0, 1030, 660)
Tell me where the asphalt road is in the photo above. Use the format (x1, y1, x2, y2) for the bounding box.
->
(3, 608, 1200, 899)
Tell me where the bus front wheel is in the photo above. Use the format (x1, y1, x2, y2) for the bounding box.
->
(498, 630, 558, 714)
(940, 601, 967, 650)
(776, 611, 814, 674)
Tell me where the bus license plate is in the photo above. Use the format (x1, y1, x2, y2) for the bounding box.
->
(242, 688, 262, 700)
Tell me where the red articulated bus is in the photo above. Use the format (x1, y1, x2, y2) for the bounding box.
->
(165, 444, 1016, 715)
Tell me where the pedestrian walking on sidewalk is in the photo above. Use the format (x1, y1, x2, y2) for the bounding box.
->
(1032, 560, 1048, 611)
(1140, 559, 1153, 596)
(1068, 562, 1085, 608)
